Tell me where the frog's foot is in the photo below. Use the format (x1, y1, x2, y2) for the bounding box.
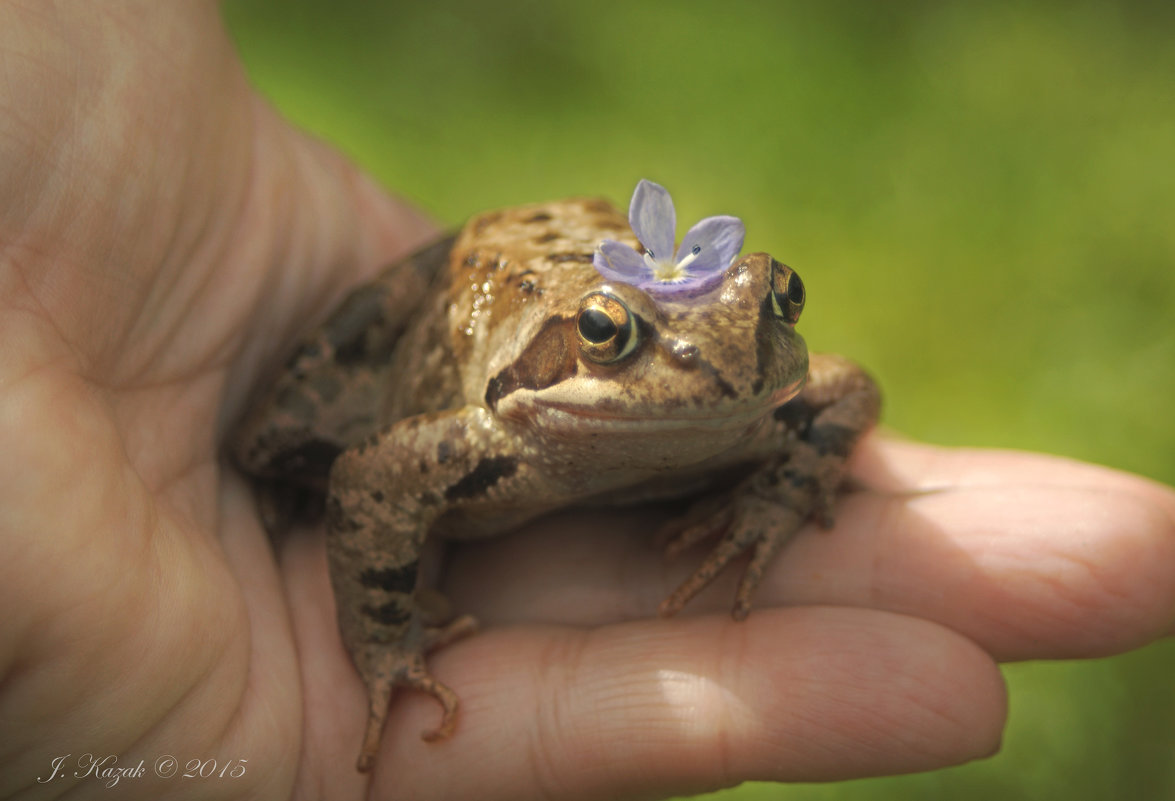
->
(658, 494, 804, 620)
(354, 614, 478, 773)
(658, 447, 842, 620)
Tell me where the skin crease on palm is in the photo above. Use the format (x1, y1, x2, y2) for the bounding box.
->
(0, 2, 1172, 800)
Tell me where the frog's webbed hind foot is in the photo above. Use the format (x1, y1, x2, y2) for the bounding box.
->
(354, 614, 479, 773)
(657, 485, 807, 620)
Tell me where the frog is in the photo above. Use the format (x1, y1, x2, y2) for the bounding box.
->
(232, 183, 880, 773)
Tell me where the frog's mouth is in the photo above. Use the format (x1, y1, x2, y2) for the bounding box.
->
(528, 376, 806, 430)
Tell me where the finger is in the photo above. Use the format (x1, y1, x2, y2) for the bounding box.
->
(444, 439, 1175, 661)
(852, 436, 1175, 510)
(820, 441, 1175, 659)
(374, 609, 1005, 800)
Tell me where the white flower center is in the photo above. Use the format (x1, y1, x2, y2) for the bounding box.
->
(644, 245, 701, 283)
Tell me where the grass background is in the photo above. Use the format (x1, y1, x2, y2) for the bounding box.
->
(224, 1, 1175, 798)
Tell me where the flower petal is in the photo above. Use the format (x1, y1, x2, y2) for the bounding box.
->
(593, 239, 649, 282)
(628, 179, 675, 262)
(675, 215, 745, 273)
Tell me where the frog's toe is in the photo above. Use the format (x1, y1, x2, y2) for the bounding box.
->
(353, 616, 478, 772)
(421, 613, 479, 652)
(358, 672, 394, 773)
(355, 652, 458, 772)
(730, 501, 804, 620)
(658, 494, 805, 620)
(416, 676, 460, 742)
(659, 533, 744, 617)
(658, 494, 733, 559)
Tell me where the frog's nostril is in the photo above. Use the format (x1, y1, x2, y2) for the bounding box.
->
(669, 341, 700, 366)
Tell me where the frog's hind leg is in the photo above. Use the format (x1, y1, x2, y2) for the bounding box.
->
(232, 235, 455, 490)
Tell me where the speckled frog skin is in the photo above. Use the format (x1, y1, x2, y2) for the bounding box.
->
(233, 196, 880, 771)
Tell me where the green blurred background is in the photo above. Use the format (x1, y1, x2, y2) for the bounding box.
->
(224, 1, 1174, 798)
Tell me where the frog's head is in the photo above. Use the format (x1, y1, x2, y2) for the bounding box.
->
(484, 252, 809, 436)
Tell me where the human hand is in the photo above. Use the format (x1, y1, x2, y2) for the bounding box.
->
(2, 3, 1173, 801)
(424, 439, 1175, 798)
(0, 2, 432, 798)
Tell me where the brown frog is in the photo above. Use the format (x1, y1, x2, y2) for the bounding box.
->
(233, 181, 880, 772)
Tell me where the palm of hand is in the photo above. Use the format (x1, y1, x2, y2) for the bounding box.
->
(0, 5, 424, 797)
(3, 5, 1174, 801)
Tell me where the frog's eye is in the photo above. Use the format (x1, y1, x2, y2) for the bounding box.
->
(576, 292, 638, 363)
(770, 261, 805, 325)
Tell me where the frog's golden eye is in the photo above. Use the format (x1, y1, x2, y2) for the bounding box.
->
(576, 292, 638, 363)
(770, 261, 805, 325)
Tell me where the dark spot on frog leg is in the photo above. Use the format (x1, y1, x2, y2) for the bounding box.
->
(359, 562, 419, 594)
(444, 457, 519, 501)
(533, 232, 558, 244)
(361, 600, 412, 627)
(436, 440, 453, 464)
(524, 212, 552, 223)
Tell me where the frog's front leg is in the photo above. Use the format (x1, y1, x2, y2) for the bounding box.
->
(659, 353, 880, 619)
(326, 406, 527, 772)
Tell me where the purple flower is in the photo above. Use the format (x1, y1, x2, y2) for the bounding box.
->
(593, 179, 745, 297)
